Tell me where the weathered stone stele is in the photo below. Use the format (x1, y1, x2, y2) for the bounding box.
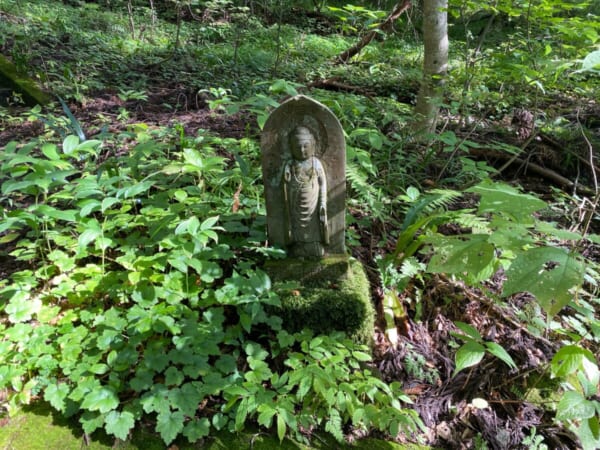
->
(261, 95, 345, 257)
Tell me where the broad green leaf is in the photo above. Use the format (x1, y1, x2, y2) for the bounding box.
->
(556, 391, 595, 420)
(454, 322, 481, 341)
(235, 397, 250, 431)
(175, 216, 200, 235)
(245, 341, 269, 360)
(62, 135, 80, 155)
(426, 235, 495, 277)
(467, 180, 546, 221)
(579, 50, 600, 73)
(551, 345, 596, 378)
(78, 199, 101, 217)
(503, 247, 586, 317)
(183, 148, 204, 168)
(41, 144, 61, 160)
(79, 228, 102, 248)
(578, 417, 600, 450)
(101, 197, 120, 212)
(454, 341, 485, 375)
(352, 350, 372, 362)
(368, 132, 383, 150)
(80, 387, 119, 413)
(156, 410, 185, 445)
(33, 205, 78, 222)
(485, 342, 516, 369)
(104, 410, 135, 440)
(200, 215, 220, 231)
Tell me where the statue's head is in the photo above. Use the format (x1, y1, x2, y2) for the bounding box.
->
(289, 126, 316, 161)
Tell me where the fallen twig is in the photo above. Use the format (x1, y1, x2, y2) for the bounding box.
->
(335, 0, 411, 64)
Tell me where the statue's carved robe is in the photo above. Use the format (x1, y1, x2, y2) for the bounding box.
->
(284, 156, 328, 257)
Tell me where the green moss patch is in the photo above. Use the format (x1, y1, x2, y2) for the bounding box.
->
(0, 403, 427, 450)
(265, 255, 375, 344)
(0, 54, 50, 106)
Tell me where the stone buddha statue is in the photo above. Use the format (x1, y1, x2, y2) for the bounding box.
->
(283, 126, 329, 258)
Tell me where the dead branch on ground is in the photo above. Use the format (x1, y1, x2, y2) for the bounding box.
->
(335, 0, 412, 64)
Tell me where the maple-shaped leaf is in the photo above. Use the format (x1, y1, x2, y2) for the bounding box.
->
(156, 410, 185, 445)
(104, 410, 135, 440)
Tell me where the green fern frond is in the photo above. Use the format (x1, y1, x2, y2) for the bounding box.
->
(346, 162, 380, 207)
(401, 188, 461, 231)
(452, 212, 491, 233)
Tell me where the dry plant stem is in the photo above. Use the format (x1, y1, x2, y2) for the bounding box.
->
(435, 117, 482, 182)
(335, 0, 412, 64)
(495, 132, 538, 174)
(127, 0, 136, 39)
(471, 148, 596, 196)
(576, 108, 599, 237)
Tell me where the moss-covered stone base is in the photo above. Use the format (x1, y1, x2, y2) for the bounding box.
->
(264, 255, 374, 344)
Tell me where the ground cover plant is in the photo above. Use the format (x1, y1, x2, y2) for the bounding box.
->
(1, 0, 600, 448)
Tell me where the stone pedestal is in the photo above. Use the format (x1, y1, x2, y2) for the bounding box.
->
(265, 255, 374, 344)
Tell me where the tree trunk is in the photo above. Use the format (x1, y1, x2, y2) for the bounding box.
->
(413, 0, 448, 134)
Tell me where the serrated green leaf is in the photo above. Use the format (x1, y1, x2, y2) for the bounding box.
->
(257, 405, 276, 428)
(325, 408, 344, 442)
(235, 397, 250, 431)
(44, 383, 70, 412)
(6, 291, 42, 323)
(80, 387, 119, 413)
(183, 418, 210, 442)
(503, 247, 586, 317)
(454, 341, 485, 375)
(104, 410, 135, 440)
(468, 180, 547, 221)
(556, 391, 595, 420)
(426, 235, 495, 277)
(156, 410, 185, 445)
(578, 416, 600, 450)
(80, 411, 104, 435)
(165, 367, 184, 386)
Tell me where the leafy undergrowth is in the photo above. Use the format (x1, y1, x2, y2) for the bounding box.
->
(0, 116, 423, 447)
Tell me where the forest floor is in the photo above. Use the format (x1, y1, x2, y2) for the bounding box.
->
(2, 89, 599, 449)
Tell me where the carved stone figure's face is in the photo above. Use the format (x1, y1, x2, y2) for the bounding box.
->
(290, 127, 316, 161)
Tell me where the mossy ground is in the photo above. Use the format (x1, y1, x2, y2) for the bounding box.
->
(0, 403, 429, 450)
(265, 255, 375, 344)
